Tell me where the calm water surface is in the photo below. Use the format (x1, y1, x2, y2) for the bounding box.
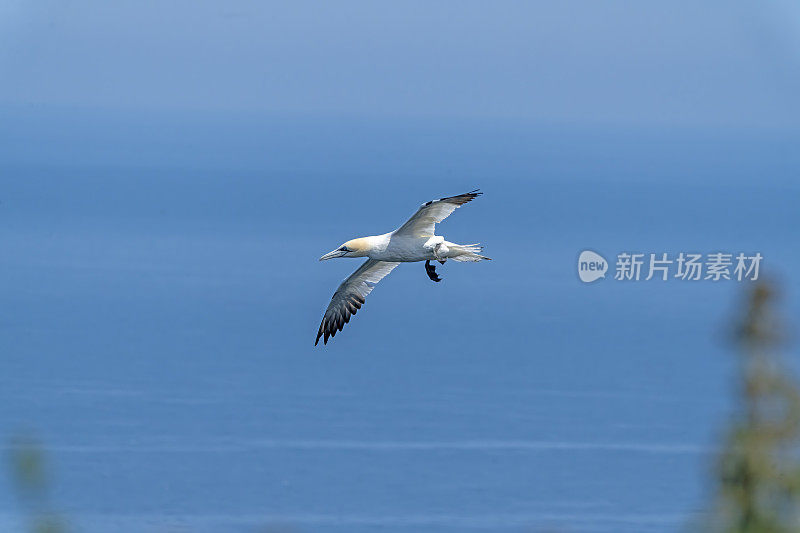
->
(1, 122, 799, 531)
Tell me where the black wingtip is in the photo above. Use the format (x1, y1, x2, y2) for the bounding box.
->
(455, 189, 481, 204)
(315, 321, 324, 346)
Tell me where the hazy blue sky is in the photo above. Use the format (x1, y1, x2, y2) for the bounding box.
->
(2, 1, 800, 128)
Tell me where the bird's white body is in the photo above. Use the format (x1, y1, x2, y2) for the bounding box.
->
(351, 233, 465, 263)
(315, 190, 489, 345)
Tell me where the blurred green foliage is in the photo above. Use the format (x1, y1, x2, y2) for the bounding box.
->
(708, 282, 800, 532)
(8, 435, 65, 533)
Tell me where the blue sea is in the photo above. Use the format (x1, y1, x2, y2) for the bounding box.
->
(1, 111, 799, 532)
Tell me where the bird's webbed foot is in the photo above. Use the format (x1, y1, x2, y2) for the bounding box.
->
(425, 260, 442, 282)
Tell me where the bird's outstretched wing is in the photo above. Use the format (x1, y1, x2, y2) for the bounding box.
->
(315, 259, 400, 345)
(393, 190, 481, 237)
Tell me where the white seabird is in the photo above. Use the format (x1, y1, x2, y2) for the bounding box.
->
(316, 189, 490, 345)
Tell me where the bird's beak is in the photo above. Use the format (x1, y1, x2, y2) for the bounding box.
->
(319, 249, 347, 261)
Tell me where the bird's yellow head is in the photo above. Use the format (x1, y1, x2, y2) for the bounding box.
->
(319, 237, 370, 260)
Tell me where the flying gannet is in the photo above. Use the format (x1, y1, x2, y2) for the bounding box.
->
(316, 190, 490, 345)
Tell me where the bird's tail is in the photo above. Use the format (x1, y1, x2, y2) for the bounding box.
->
(451, 243, 491, 262)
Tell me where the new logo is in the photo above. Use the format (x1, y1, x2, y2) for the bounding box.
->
(578, 250, 608, 283)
